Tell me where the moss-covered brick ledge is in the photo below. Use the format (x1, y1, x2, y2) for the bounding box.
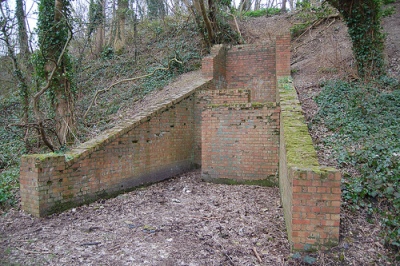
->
(20, 72, 213, 217)
(278, 77, 341, 251)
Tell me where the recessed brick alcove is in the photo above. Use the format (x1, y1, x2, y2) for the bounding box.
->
(20, 34, 340, 251)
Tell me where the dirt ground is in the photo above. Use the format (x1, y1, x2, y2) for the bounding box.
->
(1, 2, 400, 265)
(1, 170, 291, 265)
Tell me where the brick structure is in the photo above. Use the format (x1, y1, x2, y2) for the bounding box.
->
(201, 104, 280, 182)
(20, 34, 341, 251)
(20, 78, 212, 217)
(226, 45, 277, 102)
(278, 77, 341, 250)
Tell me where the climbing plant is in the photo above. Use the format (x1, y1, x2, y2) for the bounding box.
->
(34, 0, 75, 151)
(327, 0, 391, 79)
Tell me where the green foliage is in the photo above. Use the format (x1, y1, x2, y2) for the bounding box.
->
(382, 6, 396, 17)
(101, 46, 114, 60)
(0, 95, 26, 169)
(37, 0, 71, 61)
(242, 8, 281, 18)
(0, 167, 20, 209)
(313, 78, 400, 248)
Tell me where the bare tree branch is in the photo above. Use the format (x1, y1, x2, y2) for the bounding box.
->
(83, 57, 183, 118)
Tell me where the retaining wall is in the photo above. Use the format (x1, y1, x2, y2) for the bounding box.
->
(20, 35, 341, 251)
(278, 77, 341, 250)
(20, 76, 212, 217)
(201, 103, 280, 183)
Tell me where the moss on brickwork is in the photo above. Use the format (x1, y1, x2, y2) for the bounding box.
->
(278, 77, 320, 171)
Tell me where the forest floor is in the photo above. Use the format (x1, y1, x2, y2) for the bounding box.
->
(1, 2, 400, 265)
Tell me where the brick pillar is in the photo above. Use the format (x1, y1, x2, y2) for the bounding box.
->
(291, 168, 341, 250)
(276, 33, 291, 78)
(20, 154, 66, 217)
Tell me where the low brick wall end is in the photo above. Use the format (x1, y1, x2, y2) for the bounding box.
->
(278, 77, 341, 251)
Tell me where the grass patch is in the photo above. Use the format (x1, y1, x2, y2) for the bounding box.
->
(313, 77, 400, 249)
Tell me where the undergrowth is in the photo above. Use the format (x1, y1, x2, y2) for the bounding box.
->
(290, 2, 336, 38)
(0, 167, 19, 209)
(76, 17, 203, 142)
(0, 95, 24, 209)
(242, 7, 281, 18)
(313, 78, 400, 249)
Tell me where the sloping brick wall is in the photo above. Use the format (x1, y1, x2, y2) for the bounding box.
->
(20, 76, 213, 217)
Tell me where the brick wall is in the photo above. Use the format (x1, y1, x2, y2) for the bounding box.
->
(226, 45, 277, 102)
(201, 104, 280, 182)
(278, 77, 341, 250)
(20, 76, 212, 217)
(19, 38, 341, 252)
(201, 44, 227, 89)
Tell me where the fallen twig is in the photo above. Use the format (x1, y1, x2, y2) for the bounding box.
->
(252, 247, 263, 263)
(294, 14, 340, 43)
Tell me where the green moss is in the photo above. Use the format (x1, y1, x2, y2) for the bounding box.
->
(278, 77, 320, 170)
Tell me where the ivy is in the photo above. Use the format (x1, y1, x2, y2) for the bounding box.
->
(313, 78, 400, 249)
(327, 0, 389, 79)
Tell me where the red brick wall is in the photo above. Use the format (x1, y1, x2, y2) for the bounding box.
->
(276, 34, 291, 78)
(291, 169, 341, 250)
(201, 45, 227, 89)
(278, 77, 341, 251)
(201, 104, 280, 182)
(226, 45, 277, 102)
(20, 82, 209, 217)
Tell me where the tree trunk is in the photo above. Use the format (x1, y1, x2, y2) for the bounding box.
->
(114, 0, 128, 52)
(327, 0, 385, 79)
(289, 0, 294, 10)
(95, 0, 105, 55)
(281, 0, 287, 12)
(53, 0, 75, 146)
(15, 0, 31, 129)
(198, 0, 214, 45)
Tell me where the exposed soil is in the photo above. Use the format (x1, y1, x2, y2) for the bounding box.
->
(1, 3, 400, 265)
(1, 171, 291, 265)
